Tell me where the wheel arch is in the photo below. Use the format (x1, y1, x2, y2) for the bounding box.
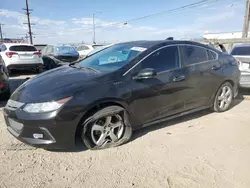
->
(74, 98, 130, 143)
(212, 79, 235, 102)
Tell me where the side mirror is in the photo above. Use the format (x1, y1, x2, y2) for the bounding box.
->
(133, 68, 157, 80)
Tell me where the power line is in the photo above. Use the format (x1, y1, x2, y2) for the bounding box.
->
(23, 0, 35, 44)
(31, 0, 225, 37)
(79, 0, 222, 31)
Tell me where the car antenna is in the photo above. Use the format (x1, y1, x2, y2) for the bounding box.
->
(166, 37, 174, 40)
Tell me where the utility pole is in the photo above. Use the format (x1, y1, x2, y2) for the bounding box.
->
(93, 13, 95, 44)
(0, 23, 4, 40)
(23, 0, 34, 44)
(242, 0, 250, 38)
(92, 11, 101, 44)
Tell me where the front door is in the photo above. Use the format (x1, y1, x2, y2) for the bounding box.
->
(128, 45, 190, 125)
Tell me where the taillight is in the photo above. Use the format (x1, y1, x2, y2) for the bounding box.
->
(6, 52, 18, 58)
(33, 51, 41, 57)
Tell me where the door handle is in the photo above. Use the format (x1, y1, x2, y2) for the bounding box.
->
(173, 75, 186, 82)
(212, 65, 221, 70)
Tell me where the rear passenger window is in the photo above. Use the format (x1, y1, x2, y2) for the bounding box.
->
(9, 45, 36, 52)
(207, 50, 217, 60)
(182, 45, 208, 65)
(140, 46, 179, 72)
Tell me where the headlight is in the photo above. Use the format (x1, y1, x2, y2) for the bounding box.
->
(23, 97, 72, 113)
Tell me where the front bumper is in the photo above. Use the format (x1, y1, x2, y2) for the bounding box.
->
(3, 105, 80, 149)
(7, 63, 43, 70)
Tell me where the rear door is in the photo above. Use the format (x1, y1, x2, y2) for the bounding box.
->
(8, 45, 40, 64)
(180, 45, 222, 110)
(129, 45, 189, 124)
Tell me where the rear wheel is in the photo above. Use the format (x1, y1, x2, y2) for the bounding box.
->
(213, 82, 233, 112)
(81, 106, 132, 150)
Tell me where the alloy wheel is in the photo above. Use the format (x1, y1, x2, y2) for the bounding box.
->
(217, 85, 233, 111)
(91, 114, 124, 146)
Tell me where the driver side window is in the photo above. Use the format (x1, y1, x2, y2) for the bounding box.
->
(139, 46, 180, 72)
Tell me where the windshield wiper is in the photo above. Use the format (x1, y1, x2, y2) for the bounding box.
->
(69, 63, 80, 68)
(69, 63, 99, 72)
(80, 66, 99, 73)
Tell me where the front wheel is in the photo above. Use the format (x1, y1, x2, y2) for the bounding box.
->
(81, 106, 132, 150)
(213, 82, 233, 112)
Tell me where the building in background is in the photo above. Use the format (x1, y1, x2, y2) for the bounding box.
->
(0, 38, 27, 44)
(203, 31, 250, 39)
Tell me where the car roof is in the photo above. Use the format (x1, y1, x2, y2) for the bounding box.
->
(116, 40, 216, 51)
(2, 43, 34, 48)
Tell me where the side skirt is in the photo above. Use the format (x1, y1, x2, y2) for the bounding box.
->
(139, 105, 212, 129)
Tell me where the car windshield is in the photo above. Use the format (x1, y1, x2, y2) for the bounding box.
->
(231, 46, 250, 56)
(34, 45, 47, 51)
(55, 46, 76, 54)
(77, 43, 147, 72)
(87, 45, 112, 56)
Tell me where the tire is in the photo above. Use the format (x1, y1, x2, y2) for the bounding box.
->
(81, 106, 132, 150)
(213, 82, 233, 112)
(35, 66, 44, 74)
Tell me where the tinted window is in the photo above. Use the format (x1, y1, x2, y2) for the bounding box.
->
(55, 46, 77, 54)
(78, 43, 145, 72)
(207, 50, 217, 60)
(182, 45, 208, 65)
(77, 46, 89, 51)
(231, 46, 250, 56)
(9, 45, 37, 52)
(34, 45, 47, 51)
(93, 45, 103, 49)
(140, 46, 179, 72)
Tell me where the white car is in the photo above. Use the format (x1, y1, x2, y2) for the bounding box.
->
(231, 44, 250, 88)
(76, 44, 103, 58)
(0, 43, 44, 74)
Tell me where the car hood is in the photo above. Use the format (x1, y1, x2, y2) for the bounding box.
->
(11, 66, 106, 103)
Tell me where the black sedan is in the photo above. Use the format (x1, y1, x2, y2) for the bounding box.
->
(3, 40, 240, 150)
(41, 45, 79, 70)
(0, 62, 10, 100)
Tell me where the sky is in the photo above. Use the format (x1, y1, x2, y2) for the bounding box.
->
(0, 0, 245, 44)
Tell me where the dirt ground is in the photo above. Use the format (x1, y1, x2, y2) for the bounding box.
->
(0, 72, 250, 188)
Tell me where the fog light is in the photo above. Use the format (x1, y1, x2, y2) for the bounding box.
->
(33, 133, 43, 139)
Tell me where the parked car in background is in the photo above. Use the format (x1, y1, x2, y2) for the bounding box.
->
(0, 61, 10, 100)
(231, 44, 250, 88)
(41, 45, 79, 70)
(86, 44, 114, 57)
(3, 40, 240, 150)
(0, 43, 43, 74)
(76, 44, 103, 58)
(34, 44, 47, 52)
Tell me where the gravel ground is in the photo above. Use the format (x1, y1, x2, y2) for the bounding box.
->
(0, 71, 250, 188)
